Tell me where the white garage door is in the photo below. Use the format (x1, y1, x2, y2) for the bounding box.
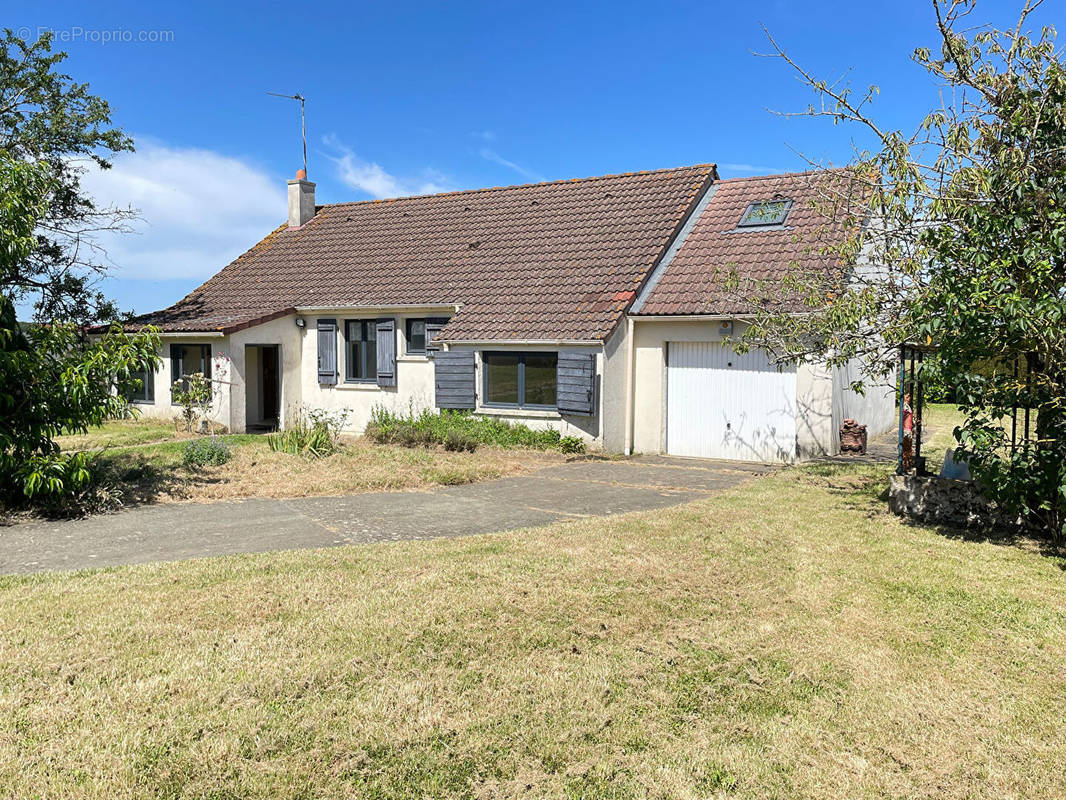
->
(666, 341, 797, 462)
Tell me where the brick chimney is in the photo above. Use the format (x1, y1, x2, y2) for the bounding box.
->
(287, 168, 316, 228)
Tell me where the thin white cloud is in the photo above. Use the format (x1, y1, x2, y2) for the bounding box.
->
(719, 162, 788, 174)
(79, 139, 285, 281)
(479, 147, 544, 182)
(470, 130, 496, 142)
(323, 134, 453, 199)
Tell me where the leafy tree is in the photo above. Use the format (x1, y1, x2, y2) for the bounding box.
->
(742, 0, 1066, 539)
(0, 28, 135, 323)
(0, 31, 159, 508)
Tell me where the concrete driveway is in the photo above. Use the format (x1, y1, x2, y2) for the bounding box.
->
(0, 457, 775, 575)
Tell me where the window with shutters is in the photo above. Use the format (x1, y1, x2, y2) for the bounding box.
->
(344, 320, 378, 382)
(405, 319, 427, 355)
(483, 352, 557, 409)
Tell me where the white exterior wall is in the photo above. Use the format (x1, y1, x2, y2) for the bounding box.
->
(795, 360, 836, 460)
(299, 310, 439, 434)
(831, 357, 897, 441)
(129, 334, 231, 428)
(228, 314, 304, 432)
(600, 324, 628, 452)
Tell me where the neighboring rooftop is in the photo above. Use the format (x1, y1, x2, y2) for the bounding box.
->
(634, 170, 870, 316)
(134, 164, 717, 341)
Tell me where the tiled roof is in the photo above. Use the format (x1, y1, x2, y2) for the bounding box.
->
(636, 170, 869, 316)
(135, 165, 716, 340)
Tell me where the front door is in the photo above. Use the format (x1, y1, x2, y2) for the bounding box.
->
(261, 345, 280, 427)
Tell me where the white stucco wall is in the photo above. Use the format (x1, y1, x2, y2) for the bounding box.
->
(795, 360, 836, 460)
(832, 357, 897, 441)
(129, 334, 230, 428)
(600, 324, 628, 452)
(299, 310, 441, 434)
(229, 314, 304, 432)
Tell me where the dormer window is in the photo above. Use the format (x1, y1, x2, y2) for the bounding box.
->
(737, 197, 792, 228)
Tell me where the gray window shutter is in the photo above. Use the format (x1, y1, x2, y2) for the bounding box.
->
(434, 350, 476, 409)
(317, 318, 337, 385)
(425, 316, 449, 356)
(556, 352, 597, 416)
(376, 317, 396, 387)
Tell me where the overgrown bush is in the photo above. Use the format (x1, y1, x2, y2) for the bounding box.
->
(181, 437, 231, 468)
(365, 406, 586, 454)
(267, 406, 350, 458)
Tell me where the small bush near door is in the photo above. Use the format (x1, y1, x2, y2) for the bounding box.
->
(365, 406, 585, 454)
(267, 406, 351, 458)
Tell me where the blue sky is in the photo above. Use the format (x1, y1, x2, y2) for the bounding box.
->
(4, 0, 1055, 316)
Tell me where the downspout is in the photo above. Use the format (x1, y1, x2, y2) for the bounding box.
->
(624, 316, 636, 455)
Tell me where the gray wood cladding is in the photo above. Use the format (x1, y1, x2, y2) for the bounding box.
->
(434, 350, 476, 409)
(556, 352, 596, 415)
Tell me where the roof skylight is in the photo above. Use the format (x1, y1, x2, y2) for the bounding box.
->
(737, 198, 792, 228)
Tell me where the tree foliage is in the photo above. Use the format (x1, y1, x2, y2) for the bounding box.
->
(0, 31, 158, 508)
(745, 0, 1066, 539)
(0, 28, 134, 323)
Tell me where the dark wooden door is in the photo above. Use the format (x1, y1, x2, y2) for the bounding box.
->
(262, 346, 279, 425)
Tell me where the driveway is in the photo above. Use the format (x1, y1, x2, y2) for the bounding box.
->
(0, 457, 775, 574)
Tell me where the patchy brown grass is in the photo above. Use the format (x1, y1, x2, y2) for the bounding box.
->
(90, 436, 559, 508)
(177, 438, 561, 501)
(1, 463, 1064, 798)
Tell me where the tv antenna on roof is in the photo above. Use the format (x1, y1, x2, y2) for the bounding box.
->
(267, 91, 307, 177)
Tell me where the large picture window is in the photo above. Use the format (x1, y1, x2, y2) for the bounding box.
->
(345, 320, 378, 382)
(483, 352, 557, 409)
(170, 344, 211, 399)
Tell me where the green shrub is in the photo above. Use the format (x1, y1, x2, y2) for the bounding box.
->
(444, 431, 478, 452)
(559, 436, 586, 454)
(181, 437, 231, 468)
(367, 406, 583, 452)
(267, 406, 350, 458)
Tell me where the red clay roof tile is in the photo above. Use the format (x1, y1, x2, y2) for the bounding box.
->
(136, 165, 716, 340)
(637, 170, 869, 316)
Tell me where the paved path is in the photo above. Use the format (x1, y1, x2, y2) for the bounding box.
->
(0, 457, 773, 575)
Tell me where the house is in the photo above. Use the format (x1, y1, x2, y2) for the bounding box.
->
(127, 163, 895, 462)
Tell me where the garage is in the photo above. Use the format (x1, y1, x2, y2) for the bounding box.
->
(666, 341, 797, 462)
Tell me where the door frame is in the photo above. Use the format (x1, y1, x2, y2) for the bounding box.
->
(245, 343, 283, 431)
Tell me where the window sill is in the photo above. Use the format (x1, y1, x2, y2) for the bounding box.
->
(397, 354, 428, 362)
(478, 406, 560, 420)
(129, 400, 155, 405)
(337, 381, 381, 391)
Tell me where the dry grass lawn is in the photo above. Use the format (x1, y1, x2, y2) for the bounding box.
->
(2, 459, 1064, 798)
(52, 420, 561, 508)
